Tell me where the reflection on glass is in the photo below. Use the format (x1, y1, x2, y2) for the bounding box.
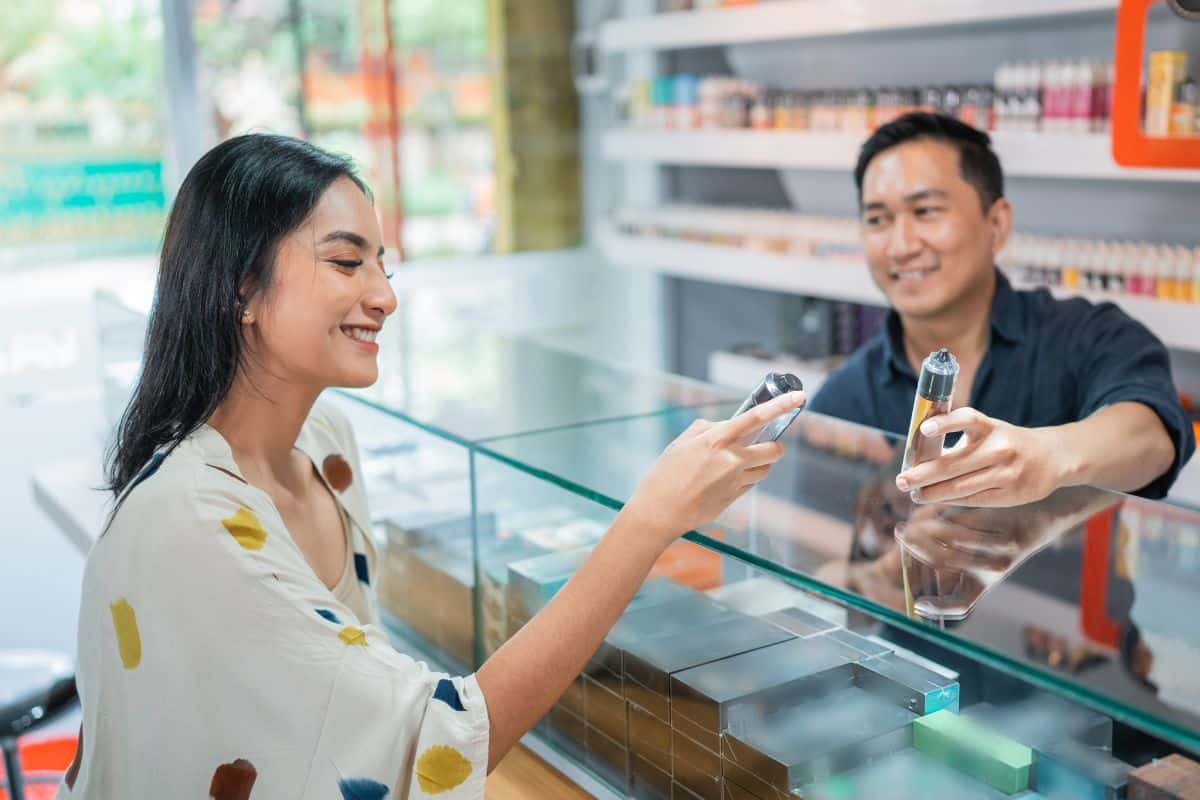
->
(895, 487, 1120, 623)
(477, 401, 1200, 750)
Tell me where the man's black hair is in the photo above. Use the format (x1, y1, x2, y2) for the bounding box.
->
(854, 112, 1005, 212)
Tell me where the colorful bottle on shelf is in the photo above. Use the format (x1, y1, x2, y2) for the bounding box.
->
(1192, 246, 1200, 304)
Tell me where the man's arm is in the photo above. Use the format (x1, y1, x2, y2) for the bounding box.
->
(899, 301, 1193, 507)
(1055, 402, 1177, 492)
(895, 402, 1175, 507)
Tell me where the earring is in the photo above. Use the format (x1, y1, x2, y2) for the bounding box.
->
(241, 309, 254, 323)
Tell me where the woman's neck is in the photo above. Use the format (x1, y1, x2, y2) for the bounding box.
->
(207, 368, 322, 488)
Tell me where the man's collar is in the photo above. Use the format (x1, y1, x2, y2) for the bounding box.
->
(882, 268, 1024, 382)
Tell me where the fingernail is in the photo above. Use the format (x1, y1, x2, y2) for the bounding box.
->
(920, 420, 938, 436)
(895, 477, 909, 492)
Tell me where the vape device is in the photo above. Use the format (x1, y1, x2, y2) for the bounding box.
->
(733, 372, 805, 444)
(900, 349, 959, 472)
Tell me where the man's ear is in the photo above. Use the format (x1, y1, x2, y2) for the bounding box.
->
(986, 197, 1014, 256)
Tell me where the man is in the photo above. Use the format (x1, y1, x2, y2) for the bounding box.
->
(807, 113, 1194, 506)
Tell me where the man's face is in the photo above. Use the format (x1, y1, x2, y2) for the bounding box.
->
(860, 138, 1008, 320)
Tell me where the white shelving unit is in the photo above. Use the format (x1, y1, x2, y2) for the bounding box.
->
(599, 223, 883, 304)
(599, 0, 1119, 52)
(598, 225, 1200, 352)
(602, 129, 1200, 183)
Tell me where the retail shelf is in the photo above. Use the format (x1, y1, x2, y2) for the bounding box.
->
(598, 0, 1119, 52)
(599, 224, 884, 305)
(602, 128, 1200, 182)
(598, 226, 1200, 352)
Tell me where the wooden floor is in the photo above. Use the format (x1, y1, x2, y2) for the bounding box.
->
(485, 744, 593, 799)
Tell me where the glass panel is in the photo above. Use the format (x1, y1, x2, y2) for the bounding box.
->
(477, 404, 1200, 753)
(472, 436, 1172, 798)
(330, 393, 476, 674)
(343, 327, 734, 445)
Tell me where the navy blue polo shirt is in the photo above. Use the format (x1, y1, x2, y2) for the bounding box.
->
(807, 270, 1195, 499)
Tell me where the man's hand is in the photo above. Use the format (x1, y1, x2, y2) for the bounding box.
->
(895, 407, 1069, 507)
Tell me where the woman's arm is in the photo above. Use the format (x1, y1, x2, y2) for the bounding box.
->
(475, 391, 806, 771)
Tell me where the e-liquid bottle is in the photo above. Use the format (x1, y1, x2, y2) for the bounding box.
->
(901, 349, 960, 472)
(733, 372, 805, 444)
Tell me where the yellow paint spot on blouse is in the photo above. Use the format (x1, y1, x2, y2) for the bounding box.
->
(222, 506, 267, 551)
(338, 626, 367, 647)
(109, 598, 142, 669)
(416, 744, 473, 794)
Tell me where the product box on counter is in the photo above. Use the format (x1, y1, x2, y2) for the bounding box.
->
(584, 672, 627, 746)
(705, 577, 810, 616)
(722, 686, 917, 796)
(628, 700, 673, 774)
(379, 510, 479, 667)
(669, 632, 866, 753)
(1037, 737, 1131, 800)
(853, 651, 961, 716)
(479, 536, 551, 656)
(546, 704, 588, 764)
(802, 747, 1020, 800)
(505, 547, 593, 621)
(619, 599, 795, 724)
(760, 606, 839, 638)
(673, 723, 725, 800)
(912, 709, 1034, 795)
(589, 577, 700, 680)
(963, 693, 1113, 750)
(624, 611, 796, 704)
(630, 750, 672, 800)
(585, 724, 630, 793)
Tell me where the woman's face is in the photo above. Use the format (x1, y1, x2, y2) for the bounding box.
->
(244, 177, 397, 390)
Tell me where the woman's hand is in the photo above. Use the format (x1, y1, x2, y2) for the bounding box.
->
(622, 390, 806, 548)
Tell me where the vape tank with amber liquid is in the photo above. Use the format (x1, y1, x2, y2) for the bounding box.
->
(899, 348, 959, 624)
(901, 348, 959, 472)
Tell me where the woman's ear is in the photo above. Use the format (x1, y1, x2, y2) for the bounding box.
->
(237, 281, 261, 325)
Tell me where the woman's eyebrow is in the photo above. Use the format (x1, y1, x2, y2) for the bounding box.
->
(318, 230, 369, 249)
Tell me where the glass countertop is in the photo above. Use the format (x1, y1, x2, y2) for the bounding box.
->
(342, 328, 733, 444)
(475, 404, 1200, 753)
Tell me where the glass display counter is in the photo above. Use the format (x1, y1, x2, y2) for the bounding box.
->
(84, 290, 1200, 797)
(361, 396, 1200, 798)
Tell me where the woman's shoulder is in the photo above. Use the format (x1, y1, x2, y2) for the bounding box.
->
(306, 395, 357, 445)
(98, 438, 261, 551)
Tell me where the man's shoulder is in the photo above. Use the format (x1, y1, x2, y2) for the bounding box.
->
(824, 334, 890, 390)
(808, 333, 889, 420)
(1016, 283, 1135, 327)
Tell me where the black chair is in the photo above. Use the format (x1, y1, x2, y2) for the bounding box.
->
(0, 651, 77, 800)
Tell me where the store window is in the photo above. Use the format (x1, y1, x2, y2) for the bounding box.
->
(193, 0, 494, 260)
(0, 0, 167, 267)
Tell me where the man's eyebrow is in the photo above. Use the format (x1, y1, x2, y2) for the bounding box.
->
(862, 201, 889, 212)
(903, 188, 949, 203)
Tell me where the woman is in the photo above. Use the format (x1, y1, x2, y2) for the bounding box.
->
(59, 134, 803, 799)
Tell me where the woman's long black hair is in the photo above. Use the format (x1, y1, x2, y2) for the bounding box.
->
(105, 133, 367, 497)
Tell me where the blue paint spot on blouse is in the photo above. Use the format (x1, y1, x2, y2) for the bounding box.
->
(338, 777, 389, 800)
(315, 608, 341, 624)
(354, 552, 370, 585)
(434, 678, 465, 712)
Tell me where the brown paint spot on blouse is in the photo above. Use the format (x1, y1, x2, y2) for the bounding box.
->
(209, 758, 258, 800)
(322, 454, 353, 493)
